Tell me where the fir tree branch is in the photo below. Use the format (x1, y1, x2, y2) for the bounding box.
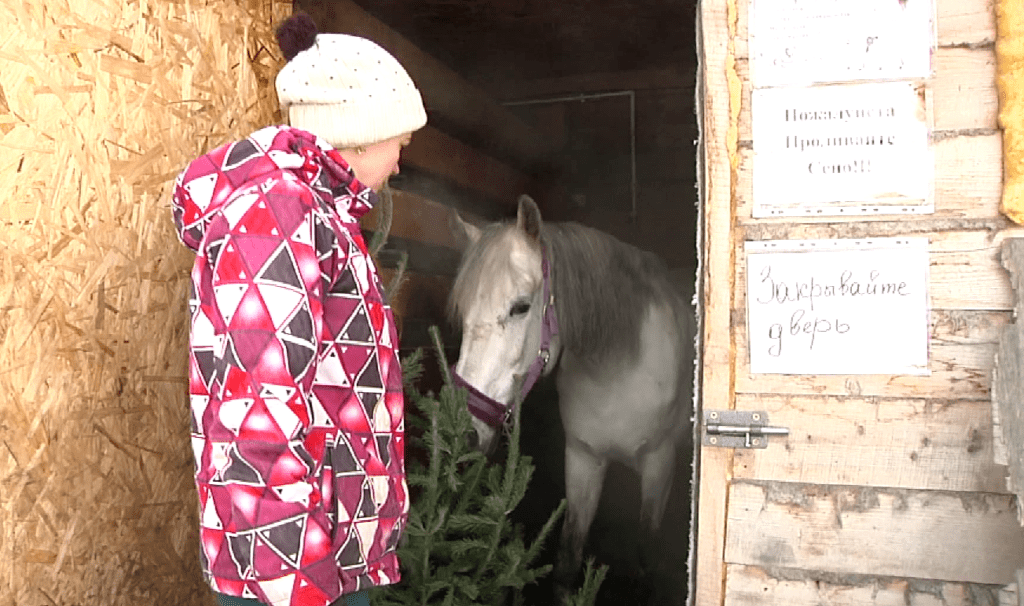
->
(429, 325, 453, 385)
(523, 498, 566, 567)
(385, 250, 409, 303)
(568, 559, 609, 606)
(421, 392, 444, 605)
(369, 182, 394, 257)
(472, 402, 525, 586)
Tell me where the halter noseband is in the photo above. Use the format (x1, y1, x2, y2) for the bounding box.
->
(451, 248, 559, 428)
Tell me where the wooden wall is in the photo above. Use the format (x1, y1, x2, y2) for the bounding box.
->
(697, 0, 1024, 603)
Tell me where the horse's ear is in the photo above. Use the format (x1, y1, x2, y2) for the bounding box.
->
(449, 210, 481, 251)
(516, 194, 542, 241)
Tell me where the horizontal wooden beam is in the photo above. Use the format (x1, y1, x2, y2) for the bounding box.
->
(366, 231, 461, 277)
(379, 268, 458, 352)
(725, 564, 1010, 606)
(361, 189, 485, 252)
(483, 67, 698, 102)
(735, 134, 1004, 222)
(402, 126, 537, 212)
(725, 481, 1024, 585)
(732, 392, 1008, 493)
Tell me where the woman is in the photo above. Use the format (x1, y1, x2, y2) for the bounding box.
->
(171, 13, 426, 606)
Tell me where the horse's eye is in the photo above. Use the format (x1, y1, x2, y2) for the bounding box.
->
(510, 301, 531, 317)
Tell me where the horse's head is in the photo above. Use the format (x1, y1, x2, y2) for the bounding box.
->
(448, 195, 561, 453)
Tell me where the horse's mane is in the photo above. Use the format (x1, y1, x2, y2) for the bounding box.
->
(543, 222, 684, 364)
(449, 219, 686, 366)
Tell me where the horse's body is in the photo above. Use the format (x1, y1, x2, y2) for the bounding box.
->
(449, 196, 696, 601)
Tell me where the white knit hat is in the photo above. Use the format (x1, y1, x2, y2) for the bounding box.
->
(275, 14, 427, 149)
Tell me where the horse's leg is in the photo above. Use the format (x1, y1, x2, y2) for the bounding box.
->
(640, 438, 676, 536)
(638, 437, 677, 595)
(554, 440, 608, 603)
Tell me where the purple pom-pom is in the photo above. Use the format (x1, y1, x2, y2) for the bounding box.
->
(276, 12, 318, 61)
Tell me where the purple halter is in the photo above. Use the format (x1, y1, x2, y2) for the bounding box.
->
(451, 249, 559, 428)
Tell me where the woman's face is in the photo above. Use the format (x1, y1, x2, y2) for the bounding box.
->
(339, 132, 413, 193)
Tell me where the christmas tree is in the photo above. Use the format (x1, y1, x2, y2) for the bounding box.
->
(373, 328, 606, 606)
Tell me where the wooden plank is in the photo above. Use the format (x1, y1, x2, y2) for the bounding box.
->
(735, 0, 997, 59)
(937, 0, 998, 47)
(695, 0, 740, 602)
(735, 322, 998, 400)
(402, 126, 537, 212)
(732, 230, 1017, 401)
(734, 228, 1017, 312)
(725, 481, 1024, 585)
(381, 270, 452, 313)
(735, 133, 1004, 222)
(380, 268, 453, 336)
(733, 259, 1013, 398)
(998, 580, 1020, 606)
(735, 48, 998, 140)
(390, 167, 513, 221)
(361, 189, 484, 253)
(295, 0, 558, 170)
(932, 48, 999, 132)
(725, 564, 1005, 606)
(733, 0, 750, 63)
(732, 392, 1009, 493)
(991, 238, 1024, 520)
(371, 234, 462, 276)
(480, 67, 697, 101)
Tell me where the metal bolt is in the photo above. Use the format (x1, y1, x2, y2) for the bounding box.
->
(752, 413, 761, 422)
(752, 438, 761, 446)
(710, 412, 719, 420)
(709, 437, 718, 445)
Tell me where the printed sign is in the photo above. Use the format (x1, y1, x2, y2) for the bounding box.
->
(746, 238, 930, 375)
(749, 0, 936, 87)
(752, 81, 932, 217)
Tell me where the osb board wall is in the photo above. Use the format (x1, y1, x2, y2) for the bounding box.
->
(0, 1, 289, 604)
(697, 0, 1024, 603)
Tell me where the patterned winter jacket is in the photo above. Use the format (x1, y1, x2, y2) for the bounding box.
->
(171, 125, 406, 606)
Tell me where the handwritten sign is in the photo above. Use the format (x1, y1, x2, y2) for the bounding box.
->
(746, 238, 930, 375)
(749, 0, 935, 88)
(752, 82, 932, 217)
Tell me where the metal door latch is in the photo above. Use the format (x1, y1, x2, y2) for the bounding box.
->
(703, 410, 789, 449)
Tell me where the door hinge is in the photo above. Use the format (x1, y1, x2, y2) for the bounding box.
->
(702, 410, 789, 449)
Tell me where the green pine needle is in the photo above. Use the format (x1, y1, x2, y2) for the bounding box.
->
(373, 333, 603, 606)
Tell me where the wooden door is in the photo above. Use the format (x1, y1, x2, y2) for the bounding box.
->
(694, 0, 1024, 603)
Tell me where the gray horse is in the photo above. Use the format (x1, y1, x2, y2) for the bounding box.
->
(448, 195, 695, 601)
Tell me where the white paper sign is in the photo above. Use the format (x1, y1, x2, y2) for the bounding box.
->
(750, 0, 935, 87)
(746, 238, 930, 375)
(752, 82, 932, 217)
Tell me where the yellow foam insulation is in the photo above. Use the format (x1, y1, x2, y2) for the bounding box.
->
(999, 0, 1024, 223)
(726, 0, 741, 177)
(0, 1, 289, 604)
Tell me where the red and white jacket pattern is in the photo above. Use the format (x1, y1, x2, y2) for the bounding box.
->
(172, 125, 406, 606)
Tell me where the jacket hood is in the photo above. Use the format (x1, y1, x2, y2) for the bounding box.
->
(171, 125, 375, 252)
